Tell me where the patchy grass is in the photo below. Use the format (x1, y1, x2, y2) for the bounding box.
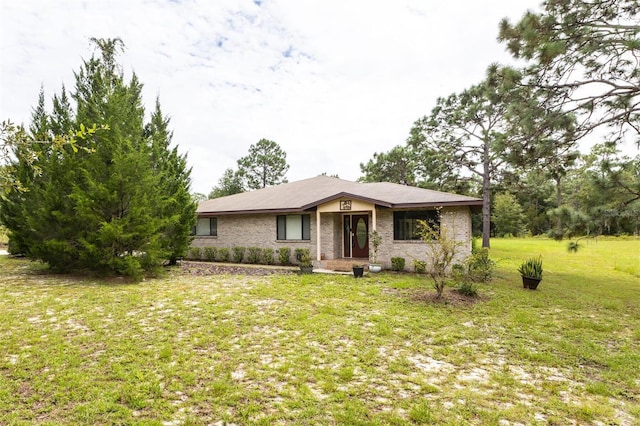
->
(1, 237, 639, 425)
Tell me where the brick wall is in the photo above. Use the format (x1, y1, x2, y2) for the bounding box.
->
(191, 206, 473, 270)
(374, 206, 472, 271)
(191, 213, 317, 264)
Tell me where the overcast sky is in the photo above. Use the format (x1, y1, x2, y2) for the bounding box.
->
(1, 0, 542, 195)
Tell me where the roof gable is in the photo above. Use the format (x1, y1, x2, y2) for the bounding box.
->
(197, 176, 482, 215)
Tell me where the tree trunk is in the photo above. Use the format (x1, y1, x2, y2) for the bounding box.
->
(555, 175, 563, 237)
(482, 143, 491, 248)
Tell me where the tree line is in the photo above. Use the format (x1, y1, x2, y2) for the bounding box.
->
(359, 0, 639, 245)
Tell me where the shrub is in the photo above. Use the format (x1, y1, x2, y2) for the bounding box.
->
(294, 248, 310, 265)
(247, 247, 262, 264)
(413, 259, 426, 274)
(203, 247, 217, 262)
(232, 246, 245, 263)
(465, 248, 494, 283)
(452, 263, 466, 278)
(262, 248, 275, 265)
(391, 257, 405, 271)
(188, 247, 202, 260)
(218, 247, 230, 262)
(417, 218, 463, 298)
(278, 247, 291, 265)
(457, 280, 479, 297)
(298, 250, 313, 267)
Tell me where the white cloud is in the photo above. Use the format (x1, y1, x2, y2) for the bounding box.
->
(1, 0, 540, 194)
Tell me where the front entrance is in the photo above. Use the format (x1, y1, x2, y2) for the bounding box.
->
(343, 214, 369, 258)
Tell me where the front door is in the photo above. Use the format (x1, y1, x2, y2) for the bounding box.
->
(351, 214, 369, 258)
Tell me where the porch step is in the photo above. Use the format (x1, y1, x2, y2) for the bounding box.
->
(323, 258, 369, 272)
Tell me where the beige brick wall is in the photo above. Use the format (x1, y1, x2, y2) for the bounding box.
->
(191, 206, 473, 270)
(375, 206, 472, 271)
(319, 213, 341, 260)
(192, 213, 317, 264)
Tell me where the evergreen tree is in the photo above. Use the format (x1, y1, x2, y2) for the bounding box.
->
(407, 68, 521, 248)
(145, 99, 196, 265)
(49, 86, 74, 136)
(499, 0, 640, 145)
(563, 144, 640, 235)
(237, 138, 289, 189)
(358, 145, 417, 186)
(0, 38, 194, 278)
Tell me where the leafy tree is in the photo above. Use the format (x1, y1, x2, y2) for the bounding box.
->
(497, 168, 555, 236)
(491, 192, 527, 237)
(359, 145, 417, 185)
(209, 168, 245, 198)
(0, 38, 195, 278)
(237, 138, 289, 190)
(499, 0, 640, 145)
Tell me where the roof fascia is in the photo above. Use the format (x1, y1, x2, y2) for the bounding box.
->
(300, 192, 392, 210)
(198, 207, 315, 216)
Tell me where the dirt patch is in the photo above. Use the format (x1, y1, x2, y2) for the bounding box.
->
(407, 287, 487, 306)
(179, 261, 296, 276)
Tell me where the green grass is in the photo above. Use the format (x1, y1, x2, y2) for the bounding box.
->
(1, 237, 639, 424)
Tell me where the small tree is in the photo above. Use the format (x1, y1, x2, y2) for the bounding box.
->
(417, 219, 463, 299)
(492, 192, 527, 237)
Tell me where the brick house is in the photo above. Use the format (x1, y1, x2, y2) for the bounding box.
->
(192, 176, 482, 271)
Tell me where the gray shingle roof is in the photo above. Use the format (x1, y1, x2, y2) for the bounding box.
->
(197, 176, 482, 215)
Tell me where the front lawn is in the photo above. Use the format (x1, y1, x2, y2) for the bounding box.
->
(1, 237, 638, 424)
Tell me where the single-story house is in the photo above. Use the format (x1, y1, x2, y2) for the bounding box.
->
(192, 176, 482, 271)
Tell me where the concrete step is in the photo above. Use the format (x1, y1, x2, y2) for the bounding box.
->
(323, 258, 369, 272)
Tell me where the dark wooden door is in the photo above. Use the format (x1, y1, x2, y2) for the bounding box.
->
(351, 214, 369, 258)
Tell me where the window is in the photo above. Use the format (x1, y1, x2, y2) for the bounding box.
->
(194, 217, 217, 236)
(393, 210, 439, 240)
(277, 214, 310, 240)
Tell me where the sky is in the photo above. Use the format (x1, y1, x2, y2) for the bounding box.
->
(1, 0, 543, 195)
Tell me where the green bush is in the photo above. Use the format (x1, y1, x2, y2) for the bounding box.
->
(278, 247, 291, 265)
(298, 250, 313, 268)
(466, 248, 494, 282)
(247, 247, 262, 264)
(413, 259, 426, 274)
(391, 257, 405, 271)
(218, 247, 230, 262)
(232, 247, 245, 263)
(457, 280, 479, 297)
(203, 247, 217, 262)
(294, 248, 310, 265)
(188, 247, 202, 260)
(262, 248, 275, 265)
